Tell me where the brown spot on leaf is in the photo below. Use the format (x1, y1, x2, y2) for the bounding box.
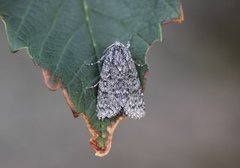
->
(163, 4, 184, 25)
(80, 113, 101, 150)
(62, 88, 81, 118)
(42, 69, 61, 91)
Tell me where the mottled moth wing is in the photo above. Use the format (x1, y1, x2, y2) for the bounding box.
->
(96, 60, 122, 119)
(96, 41, 145, 120)
(124, 60, 145, 119)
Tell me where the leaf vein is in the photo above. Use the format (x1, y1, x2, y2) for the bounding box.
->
(38, 0, 66, 61)
(162, 0, 178, 15)
(13, 0, 33, 47)
(52, 25, 80, 76)
(88, 7, 150, 45)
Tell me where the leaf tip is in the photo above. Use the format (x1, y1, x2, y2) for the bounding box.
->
(93, 116, 126, 157)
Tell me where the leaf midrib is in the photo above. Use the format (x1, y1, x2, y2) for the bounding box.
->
(82, 0, 98, 59)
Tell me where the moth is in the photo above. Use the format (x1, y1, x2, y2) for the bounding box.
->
(91, 41, 145, 120)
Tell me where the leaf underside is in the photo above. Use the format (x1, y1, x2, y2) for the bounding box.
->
(0, 0, 183, 156)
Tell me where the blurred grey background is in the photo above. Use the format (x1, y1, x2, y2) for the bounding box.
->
(0, 1, 240, 168)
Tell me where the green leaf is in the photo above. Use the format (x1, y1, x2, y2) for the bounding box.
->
(0, 0, 183, 156)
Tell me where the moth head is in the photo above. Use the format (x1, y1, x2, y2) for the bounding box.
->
(114, 41, 121, 46)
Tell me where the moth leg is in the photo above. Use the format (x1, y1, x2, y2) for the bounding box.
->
(133, 60, 146, 67)
(85, 76, 100, 89)
(84, 54, 107, 66)
(126, 41, 130, 48)
(85, 60, 101, 66)
(85, 80, 99, 89)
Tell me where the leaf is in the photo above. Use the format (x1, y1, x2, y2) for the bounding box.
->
(0, 0, 183, 156)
